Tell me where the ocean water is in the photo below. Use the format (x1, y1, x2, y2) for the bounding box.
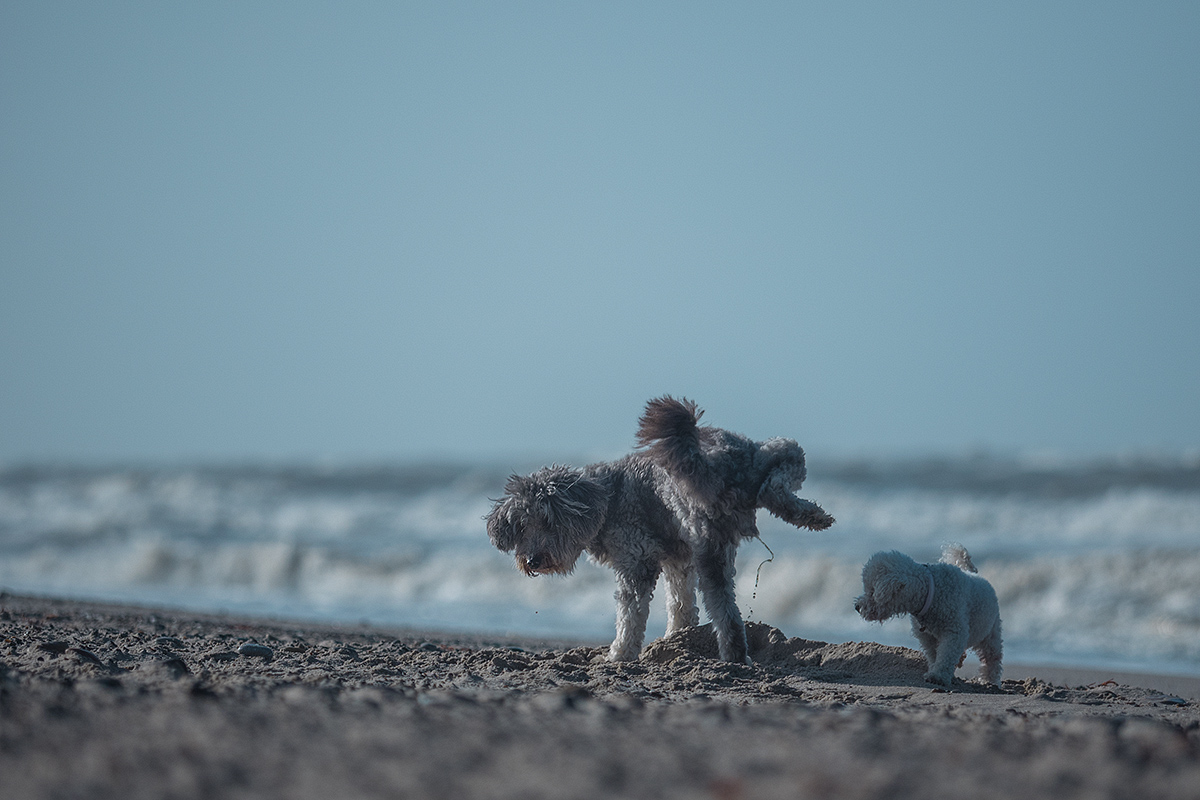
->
(1, 455, 1197, 676)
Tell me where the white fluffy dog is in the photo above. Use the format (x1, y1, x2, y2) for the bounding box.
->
(854, 543, 1002, 686)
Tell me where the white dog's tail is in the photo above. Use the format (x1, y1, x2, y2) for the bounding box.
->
(940, 542, 977, 573)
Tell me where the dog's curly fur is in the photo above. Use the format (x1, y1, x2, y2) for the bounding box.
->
(635, 396, 836, 663)
(486, 456, 699, 661)
(855, 543, 1003, 686)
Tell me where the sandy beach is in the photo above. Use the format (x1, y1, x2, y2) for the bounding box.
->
(2, 593, 1197, 799)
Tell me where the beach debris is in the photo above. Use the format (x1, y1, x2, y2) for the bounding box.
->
(188, 681, 217, 700)
(237, 642, 275, 661)
(68, 646, 104, 665)
(490, 653, 534, 672)
(1156, 695, 1189, 706)
(530, 686, 594, 712)
(36, 641, 70, 655)
(147, 657, 191, 678)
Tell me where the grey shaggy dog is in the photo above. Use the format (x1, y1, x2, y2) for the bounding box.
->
(485, 456, 699, 661)
(855, 543, 1003, 686)
(635, 396, 836, 664)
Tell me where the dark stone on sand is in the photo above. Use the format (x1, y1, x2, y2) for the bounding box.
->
(36, 641, 70, 655)
(237, 642, 275, 660)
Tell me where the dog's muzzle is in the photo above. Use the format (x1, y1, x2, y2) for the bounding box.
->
(854, 597, 879, 621)
(520, 553, 550, 576)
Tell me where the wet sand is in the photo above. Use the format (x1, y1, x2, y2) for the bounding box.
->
(2, 593, 1197, 799)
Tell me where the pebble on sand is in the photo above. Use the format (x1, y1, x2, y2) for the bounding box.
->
(237, 642, 275, 661)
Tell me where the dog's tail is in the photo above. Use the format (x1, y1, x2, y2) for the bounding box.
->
(940, 542, 977, 573)
(636, 396, 722, 505)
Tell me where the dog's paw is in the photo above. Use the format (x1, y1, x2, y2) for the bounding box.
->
(807, 511, 836, 531)
(923, 671, 952, 687)
(607, 644, 640, 662)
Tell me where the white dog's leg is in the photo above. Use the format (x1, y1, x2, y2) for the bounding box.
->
(924, 626, 969, 686)
(696, 535, 750, 664)
(910, 621, 939, 668)
(974, 620, 1003, 685)
(663, 561, 699, 635)
(608, 564, 660, 662)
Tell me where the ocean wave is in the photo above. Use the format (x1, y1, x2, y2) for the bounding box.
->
(784, 482, 1200, 555)
(818, 452, 1200, 497)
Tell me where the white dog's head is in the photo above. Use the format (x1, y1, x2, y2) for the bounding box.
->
(854, 550, 929, 622)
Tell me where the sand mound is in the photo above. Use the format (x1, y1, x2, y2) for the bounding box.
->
(641, 621, 928, 683)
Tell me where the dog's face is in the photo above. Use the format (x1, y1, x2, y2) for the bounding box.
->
(485, 466, 607, 577)
(854, 552, 912, 622)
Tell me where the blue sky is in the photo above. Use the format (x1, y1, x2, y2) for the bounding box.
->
(2, 2, 1198, 463)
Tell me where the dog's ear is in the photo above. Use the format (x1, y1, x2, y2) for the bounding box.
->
(534, 467, 608, 546)
(485, 494, 522, 552)
(873, 574, 902, 605)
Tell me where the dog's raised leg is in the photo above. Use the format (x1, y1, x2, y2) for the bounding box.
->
(758, 480, 835, 531)
(696, 535, 750, 664)
(608, 562, 661, 662)
(663, 560, 699, 635)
